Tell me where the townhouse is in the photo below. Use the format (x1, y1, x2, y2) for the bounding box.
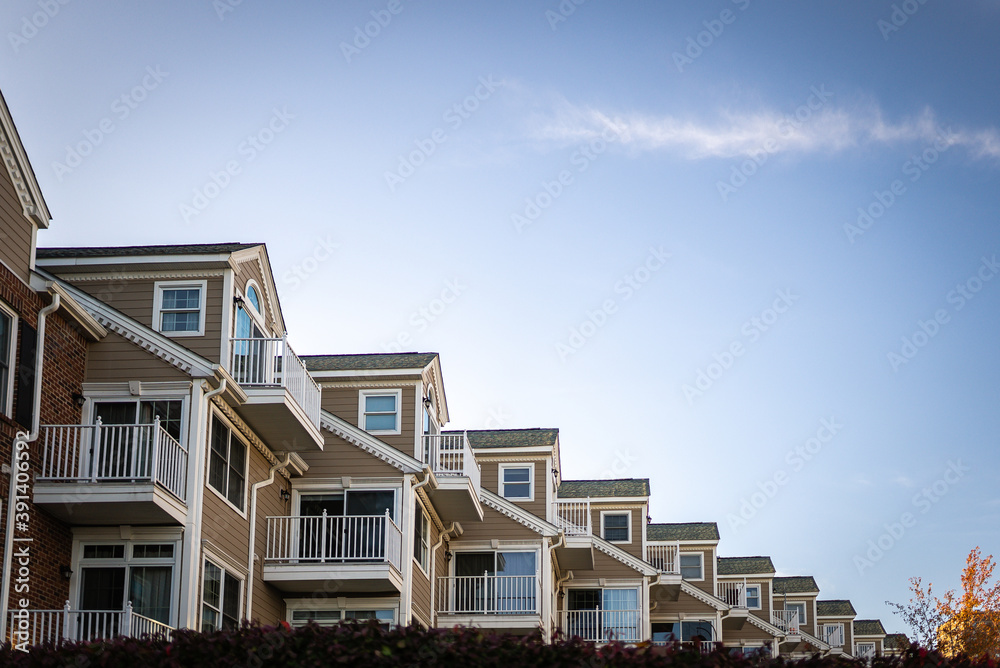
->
(0, 84, 900, 656)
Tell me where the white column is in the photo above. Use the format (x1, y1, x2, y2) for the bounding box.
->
(177, 382, 209, 629)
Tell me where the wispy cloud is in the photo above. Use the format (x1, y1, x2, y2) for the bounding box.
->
(529, 99, 1000, 160)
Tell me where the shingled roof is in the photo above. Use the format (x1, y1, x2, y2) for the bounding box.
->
(817, 600, 857, 617)
(37, 243, 260, 258)
(558, 479, 649, 498)
(462, 428, 559, 449)
(717, 556, 775, 575)
(884, 633, 910, 650)
(646, 522, 719, 541)
(301, 353, 438, 372)
(773, 576, 819, 594)
(854, 619, 887, 636)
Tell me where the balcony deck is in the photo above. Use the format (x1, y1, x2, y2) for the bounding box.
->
(436, 574, 541, 633)
(422, 433, 483, 522)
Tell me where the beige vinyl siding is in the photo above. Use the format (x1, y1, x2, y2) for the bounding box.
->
(0, 169, 33, 282)
(411, 557, 431, 625)
(320, 384, 418, 456)
(722, 624, 776, 644)
(69, 276, 224, 363)
(479, 460, 547, 518)
(678, 545, 715, 594)
(84, 331, 188, 382)
(583, 548, 646, 579)
(649, 588, 718, 616)
(299, 432, 403, 477)
(454, 505, 541, 541)
(589, 506, 644, 559)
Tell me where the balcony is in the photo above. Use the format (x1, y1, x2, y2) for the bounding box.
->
(821, 625, 845, 648)
(855, 644, 876, 660)
(564, 609, 642, 644)
(32, 421, 188, 524)
(436, 574, 540, 633)
(772, 610, 801, 636)
(718, 579, 752, 629)
(422, 433, 483, 522)
(229, 337, 323, 451)
(645, 542, 681, 575)
(8, 602, 172, 648)
(262, 512, 403, 593)
(551, 499, 595, 569)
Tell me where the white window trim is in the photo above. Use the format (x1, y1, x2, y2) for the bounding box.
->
(678, 551, 705, 581)
(242, 279, 266, 323)
(153, 280, 207, 337)
(359, 388, 402, 435)
(285, 597, 399, 628)
(745, 583, 762, 610)
(201, 556, 244, 631)
(600, 510, 632, 544)
(0, 301, 17, 418)
(206, 409, 250, 518)
(785, 600, 807, 624)
(498, 463, 535, 502)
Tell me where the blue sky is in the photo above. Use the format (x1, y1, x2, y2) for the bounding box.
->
(3, 0, 999, 633)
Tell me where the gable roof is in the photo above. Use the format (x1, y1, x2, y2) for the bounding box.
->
(302, 353, 438, 372)
(36, 242, 260, 259)
(463, 428, 559, 449)
(816, 600, 857, 617)
(853, 619, 887, 636)
(558, 479, 649, 498)
(647, 522, 719, 541)
(884, 633, 910, 650)
(717, 556, 775, 575)
(0, 88, 50, 227)
(773, 576, 819, 594)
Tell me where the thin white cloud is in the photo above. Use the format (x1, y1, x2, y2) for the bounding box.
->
(529, 100, 1000, 160)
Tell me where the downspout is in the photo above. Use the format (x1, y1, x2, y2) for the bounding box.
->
(429, 521, 462, 627)
(0, 292, 60, 641)
(546, 533, 564, 639)
(649, 573, 661, 611)
(246, 451, 291, 620)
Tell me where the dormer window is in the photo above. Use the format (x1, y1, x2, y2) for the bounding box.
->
(601, 512, 630, 543)
(499, 464, 533, 501)
(679, 553, 704, 580)
(360, 389, 401, 434)
(154, 280, 206, 336)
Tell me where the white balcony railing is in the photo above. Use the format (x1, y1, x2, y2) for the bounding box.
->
(717, 579, 747, 608)
(437, 574, 538, 615)
(7, 601, 173, 647)
(821, 624, 845, 647)
(422, 433, 482, 490)
(565, 609, 641, 643)
(772, 610, 801, 635)
(552, 498, 591, 536)
(645, 542, 681, 574)
(855, 643, 876, 660)
(264, 512, 402, 571)
(229, 337, 321, 430)
(37, 419, 188, 501)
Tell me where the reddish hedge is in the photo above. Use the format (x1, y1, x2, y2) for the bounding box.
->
(0, 622, 993, 668)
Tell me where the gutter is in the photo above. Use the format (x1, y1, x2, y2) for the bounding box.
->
(246, 451, 292, 620)
(0, 292, 61, 641)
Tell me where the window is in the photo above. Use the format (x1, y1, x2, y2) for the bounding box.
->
(452, 551, 537, 613)
(208, 416, 247, 511)
(202, 560, 241, 632)
(499, 464, 533, 500)
(0, 305, 13, 416)
(78, 541, 176, 627)
(290, 608, 394, 629)
(651, 620, 716, 643)
(784, 601, 807, 624)
(567, 588, 640, 642)
(153, 281, 206, 336)
(855, 642, 876, 659)
(601, 512, 630, 543)
(679, 553, 704, 580)
(414, 505, 430, 571)
(746, 584, 761, 609)
(245, 284, 261, 315)
(359, 390, 401, 434)
(297, 491, 396, 561)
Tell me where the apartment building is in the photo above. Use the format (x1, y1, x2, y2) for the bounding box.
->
(0, 84, 898, 656)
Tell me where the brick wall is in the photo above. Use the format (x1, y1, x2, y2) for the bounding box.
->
(0, 262, 87, 614)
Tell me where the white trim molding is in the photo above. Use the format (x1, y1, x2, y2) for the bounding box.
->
(153, 279, 208, 337)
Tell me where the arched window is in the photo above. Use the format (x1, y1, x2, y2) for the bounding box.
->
(246, 285, 261, 315)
